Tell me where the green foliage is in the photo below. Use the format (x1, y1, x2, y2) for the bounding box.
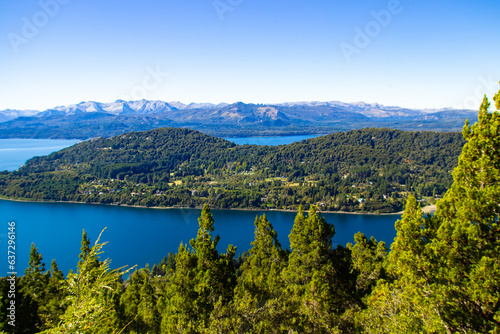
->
(0, 276, 40, 333)
(162, 205, 236, 333)
(78, 230, 93, 270)
(358, 87, 500, 333)
(429, 94, 500, 332)
(282, 206, 339, 332)
(162, 242, 198, 333)
(347, 232, 387, 298)
(213, 215, 287, 333)
(46, 229, 133, 334)
(19, 244, 49, 332)
(358, 195, 444, 333)
(40, 260, 68, 329)
(239, 214, 286, 302)
(0, 127, 465, 213)
(119, 269, 145, 333)
(137, 274, 161, 333)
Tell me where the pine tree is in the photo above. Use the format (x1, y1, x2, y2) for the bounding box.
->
(137, 274, 161, 333)
(347, 232, 387, 298)
(162, 204, 236, 333)
(430, 93, 500, 332)
(359, 195, 444, 333)
(25, 243, 46, 278)
(360, 86, 500, 333)
(216, 214, 287, 333)
(282, 205, 338, 333)
(19, 243, 49, 332)
(39, 260, 68, 329)
(78, 229, 99, 271)
(119, 269, 144, 333)
(1, 276, 39, 333)
(191, 204, 225, 321)
(239, 214, 286, 301)
(78, 230, 90, 269)
(162, 243, 199, 333)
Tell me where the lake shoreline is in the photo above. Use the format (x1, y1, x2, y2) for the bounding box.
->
(0, 196, 411, 216)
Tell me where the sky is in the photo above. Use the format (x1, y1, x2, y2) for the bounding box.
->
(1, 0, 499, 111)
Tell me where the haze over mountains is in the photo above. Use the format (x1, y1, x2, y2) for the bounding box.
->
(0, 100, 477, 139)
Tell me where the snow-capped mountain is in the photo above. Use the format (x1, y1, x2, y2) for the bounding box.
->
(0, 99, 478, 139)
(0, 109, 39, 122)
(45, 100, 171, 116)
(1, 99, 474, 121)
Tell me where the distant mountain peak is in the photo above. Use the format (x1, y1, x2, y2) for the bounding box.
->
(0, 99, 478, 139)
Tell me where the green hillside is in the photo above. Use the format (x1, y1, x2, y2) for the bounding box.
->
(0, 127, 465, 213)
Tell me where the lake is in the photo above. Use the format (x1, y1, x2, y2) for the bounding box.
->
(0, 199, 399, 277)
(0, 136, 399, 277)
(224, 135, 320, 146)
(0, 139, 80, 171)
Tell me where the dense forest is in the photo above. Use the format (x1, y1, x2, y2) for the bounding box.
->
(0, 127, 465, 213)
(1, 92, 499, 333)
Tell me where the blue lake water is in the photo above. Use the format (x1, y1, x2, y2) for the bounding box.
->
(0, 136, 399, 277)
(0, 199, 399, 277)
(0, 139, 80, 171)
(224, 135, 320, 146)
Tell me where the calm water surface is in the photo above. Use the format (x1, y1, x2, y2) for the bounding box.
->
(224, 135, 320, 146)
(0, 139, 80, 171)
(0, 199, 399, 276)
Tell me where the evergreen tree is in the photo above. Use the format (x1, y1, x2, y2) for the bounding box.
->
(162, 204, 236, 333)
(39, 260, 68, 329)
(430, 94, 500, 332)
(162, 243, 199, 333)
(137, 274, 161, 333)
(214, 214, 287, 333)
(78, 229, 99, 271)
(119, 269, 144, 333)
(190, 204, 225, 320)
(282, 205, 338, 333)
(0, 276, 39, 333)
(239, 214, 286, 301)
(359, 195, 444, 333)
(19, 243, 49, 332)
(347, 232, 387, 299)
(360, 87, 500, 333)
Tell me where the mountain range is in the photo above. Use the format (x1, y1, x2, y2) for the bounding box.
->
(0, 100, 477, 139)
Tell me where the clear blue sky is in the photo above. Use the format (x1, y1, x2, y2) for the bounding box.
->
(1, 0, 499, 111)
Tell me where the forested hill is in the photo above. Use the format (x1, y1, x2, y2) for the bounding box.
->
(23, 127, 237, 172)
(0, 127, 465, 213)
